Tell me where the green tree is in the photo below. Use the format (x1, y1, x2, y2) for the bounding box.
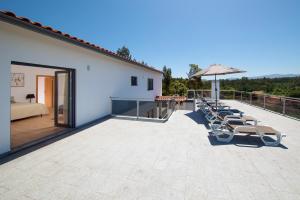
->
(141, 61, 147, 65)
(187, 64, 202, 89)
(116, 46, 132, 59)
(170, 81, 188, 96)
(187, 64, 201, 78)
(162, 66, 172, 95)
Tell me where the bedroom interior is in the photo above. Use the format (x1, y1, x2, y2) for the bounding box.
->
(10, 63, 75, 149)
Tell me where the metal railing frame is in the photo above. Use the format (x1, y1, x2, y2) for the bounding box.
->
(187, 89, 300, 119)
(110, 97, 176, 122)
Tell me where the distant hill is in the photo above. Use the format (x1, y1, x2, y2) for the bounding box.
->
(222, 74, 300, 80)
(248, 74, 300, 79)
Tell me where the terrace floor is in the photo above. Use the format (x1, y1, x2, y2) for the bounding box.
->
(1, 100, 300, 200)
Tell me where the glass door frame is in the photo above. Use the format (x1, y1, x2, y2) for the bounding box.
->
(11, 61, 76, 129)
(54, 70, 76, 128)
(10, 61, 76, 151)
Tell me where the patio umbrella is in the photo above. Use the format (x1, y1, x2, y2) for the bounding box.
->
(191, 64, 246, 110)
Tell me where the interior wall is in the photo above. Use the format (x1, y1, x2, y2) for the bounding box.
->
(37, 77, 45, 104)
(11, 65, 57, 102)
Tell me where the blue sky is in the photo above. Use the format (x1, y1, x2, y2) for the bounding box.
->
(1, 0, 300, 78)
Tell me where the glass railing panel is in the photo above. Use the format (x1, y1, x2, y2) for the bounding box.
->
(169, 100, 176, 110)
(241, 92, 251, 104)
(138, 101, 157, 118)
(203, 90, 211, 98)
(220, 90, 234, 100)
(187, 90, 300, 119)
(177, 100, 194, 110)
(187, 90, 195, 99)
(251, 93, 264, 107)
(234, 91, 242, 100)
(161, 101, 169, 119)
(265, 95, 283, 113)
(111, 100, 137, 117)
(195, 90, 202, 99)
(285, 98, 300, 119)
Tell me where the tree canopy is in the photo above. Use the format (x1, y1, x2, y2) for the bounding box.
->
(187, 64, 201, 78)
(161, 64, 300, 98)
(162, 66, 172, 95)
(187, 64, 202, 89)
(116, 46, 132, 59)
(170, 81, 188, 96)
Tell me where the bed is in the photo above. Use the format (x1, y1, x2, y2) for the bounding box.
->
(11, 102, 49, 121)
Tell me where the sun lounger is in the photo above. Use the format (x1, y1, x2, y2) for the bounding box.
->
(212, 118, 282, 146)
(210, 113, 256, 132)
(202, 105, 244, 124)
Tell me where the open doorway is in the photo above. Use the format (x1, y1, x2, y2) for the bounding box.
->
(10, 62, 75, 149)
(37, 75, 55, 108)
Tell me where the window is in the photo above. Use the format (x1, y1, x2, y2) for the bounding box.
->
(131, 76, 137, 86)
(147, 78, 153, 90)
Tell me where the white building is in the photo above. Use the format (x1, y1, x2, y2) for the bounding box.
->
(0, 11, 163, 155)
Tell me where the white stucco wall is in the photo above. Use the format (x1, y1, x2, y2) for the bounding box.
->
(0, 21, 162, 154)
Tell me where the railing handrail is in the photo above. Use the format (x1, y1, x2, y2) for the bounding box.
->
(188, 89, 300, 102)
(231, 91, 300, 102)
(110, 96, 154, 101)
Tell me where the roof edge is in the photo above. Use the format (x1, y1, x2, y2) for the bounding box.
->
(0, 10, 163, 74)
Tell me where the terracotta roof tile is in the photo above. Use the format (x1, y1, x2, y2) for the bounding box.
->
(54, 30, 62, 34)
(44, 26, 53, 31)
(3, 11, 16, 17)
(19, 17, 30, 23)
(33, 22, 42, 27)
(0, 10, 162, 73)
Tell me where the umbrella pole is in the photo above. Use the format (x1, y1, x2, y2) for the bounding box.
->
(215, 74, 217, 111)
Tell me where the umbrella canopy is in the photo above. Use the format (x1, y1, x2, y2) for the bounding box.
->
(191, 64, 245, 78)
(191, 64, 246, 110)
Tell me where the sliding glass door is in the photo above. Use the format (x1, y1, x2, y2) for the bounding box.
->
(54, 70, 75, 128)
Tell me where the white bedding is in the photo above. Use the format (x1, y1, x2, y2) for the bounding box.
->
(11, 102, 49, 121)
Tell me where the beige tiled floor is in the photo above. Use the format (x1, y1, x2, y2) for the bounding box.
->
(1, 100, 300, 200)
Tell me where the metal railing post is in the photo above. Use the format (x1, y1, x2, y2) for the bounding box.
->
(241, 92, 243, 101)
(250, 93, 252, 104)
(263, 95, 266, 109)
(136, 100, 139, 119)
(159, 101, 162, 119)
(233, 90, 235, 100)
(201, 90, 203, 98)
(283, 98, 286, 115)
(110, 97, 113, 115)
(167, 101, 170, 117)
(156, 102, 159, 117)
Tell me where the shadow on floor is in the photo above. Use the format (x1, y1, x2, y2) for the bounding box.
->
(207, 132, 288, 149)
(185, 110, 288, 149)
(0, 116, 111, 165)
(184, 111, 211, 129)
